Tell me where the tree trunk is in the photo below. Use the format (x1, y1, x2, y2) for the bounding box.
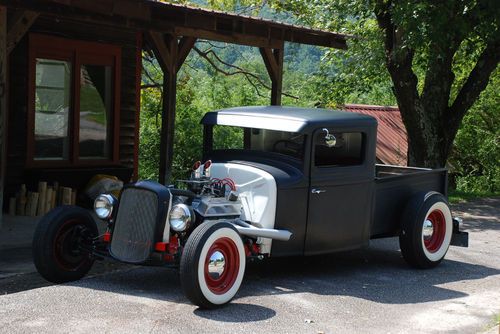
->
(374, 0, 500, 169)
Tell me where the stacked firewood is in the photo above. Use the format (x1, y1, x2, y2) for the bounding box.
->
(8, 182, 77, 217)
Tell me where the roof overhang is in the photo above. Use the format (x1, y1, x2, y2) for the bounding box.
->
(0, 0, 349, 49)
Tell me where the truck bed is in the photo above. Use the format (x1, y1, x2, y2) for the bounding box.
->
(370, 164, 448, 238)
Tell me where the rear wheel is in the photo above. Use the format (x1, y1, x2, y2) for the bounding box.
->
(180, 221, 246, 309)
(400, 192, 453, 268)
(33, 206, 98, 283)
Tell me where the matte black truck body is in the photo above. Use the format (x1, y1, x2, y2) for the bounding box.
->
(202, 106, 460, 257)
(33, 105, 468, 309)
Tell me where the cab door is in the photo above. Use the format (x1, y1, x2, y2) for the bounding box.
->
(304, 127, 375, 255)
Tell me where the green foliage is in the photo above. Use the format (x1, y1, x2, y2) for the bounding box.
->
(449, 69, 500, 194)
(139, 1, 499, 199)
(139, 44, 272, 181)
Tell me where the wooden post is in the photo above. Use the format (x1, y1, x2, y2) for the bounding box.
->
(271, 48, 284, 106)
(159, 34, 178, 185)
(0, 6, 7, 227)
(260, 46, 284, 106)
(148, 33, 196, 185)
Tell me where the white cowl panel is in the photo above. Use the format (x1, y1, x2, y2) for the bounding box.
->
(210, 163, 277, 253)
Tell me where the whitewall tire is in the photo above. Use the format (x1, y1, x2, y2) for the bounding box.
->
(180, 221, 246, 308)
(400, 192, 453, 268)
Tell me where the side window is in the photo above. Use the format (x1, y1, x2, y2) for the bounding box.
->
(314, 130, 364, 167)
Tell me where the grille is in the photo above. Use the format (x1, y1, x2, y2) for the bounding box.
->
(110, 188, 159, 263)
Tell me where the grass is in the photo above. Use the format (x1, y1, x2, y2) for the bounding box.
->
(448, 189, 500, 204)
(484, 313, 500, 332)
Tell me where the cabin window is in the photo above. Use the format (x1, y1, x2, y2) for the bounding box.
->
(314, 131, 365, 167)
(78, 64, 114, 159)
(28, 34, 121, 166)
(34, 59, 72, 160)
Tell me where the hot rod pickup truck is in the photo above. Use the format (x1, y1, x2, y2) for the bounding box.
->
(33, 106, 468, 308)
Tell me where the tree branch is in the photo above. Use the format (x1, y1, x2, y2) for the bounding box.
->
(420, 3, 465, 114)
(449, 35, 500, 126)
(192, 46, 299, 99)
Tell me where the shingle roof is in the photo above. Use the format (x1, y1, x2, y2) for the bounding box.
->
(342, 104, 408, 166)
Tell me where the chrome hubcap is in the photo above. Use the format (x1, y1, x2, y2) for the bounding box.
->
(207, 251, 225, 279)
(422, 219, 434, 239)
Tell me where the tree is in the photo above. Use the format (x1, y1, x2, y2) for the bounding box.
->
(268, 0, 500, 168)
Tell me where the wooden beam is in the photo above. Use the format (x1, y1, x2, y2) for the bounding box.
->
(174, 26, 282, 49)
(147, 31, 172, 74)
(6, 10, 38, 54)
(176, 36, 196, 71)
(158, 34, 178, 185)
(260, 46, 284, 106)
(0, 5, 7, 226)
(259, 47, 279, 82)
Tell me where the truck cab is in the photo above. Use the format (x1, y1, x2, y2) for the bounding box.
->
(202, 106, 377, 256)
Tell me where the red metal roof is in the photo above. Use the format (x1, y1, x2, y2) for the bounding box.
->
(342, 104, 408, 166)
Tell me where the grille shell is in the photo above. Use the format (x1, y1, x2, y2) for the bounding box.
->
(110, 188, 159, 263)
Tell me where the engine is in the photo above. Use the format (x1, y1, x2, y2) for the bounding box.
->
(181, 160, 243, 220)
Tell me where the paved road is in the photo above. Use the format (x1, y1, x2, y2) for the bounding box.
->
(0, 198, 499, 334)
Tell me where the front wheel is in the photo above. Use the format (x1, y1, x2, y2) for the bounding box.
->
(399, 192, 453, 268)
(33, 206, 98, 283)
(180, 221, 246, 309)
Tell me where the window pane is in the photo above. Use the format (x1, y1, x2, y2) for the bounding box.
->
(79, 65, 113, 159)
(35, 59, 71, 160)
(250, 129, 305, 160)
(212, 126, 305, 160)
(213, 125, 244, 150)
(315, 132, 364, 167)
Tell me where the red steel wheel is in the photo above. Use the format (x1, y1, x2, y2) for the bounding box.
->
(180, 221, 246, 309)
(204, 237, 240, 295)
(53, 219, 90, 272)
(33, 206, 98, 283)
(422, 209, 446, 253)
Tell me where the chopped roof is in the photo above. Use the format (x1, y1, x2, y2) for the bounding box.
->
(342, 104, 408, 165)
(202, 106, 376, 133)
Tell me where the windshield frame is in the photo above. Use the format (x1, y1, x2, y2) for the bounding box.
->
(203, 124, 307, 166)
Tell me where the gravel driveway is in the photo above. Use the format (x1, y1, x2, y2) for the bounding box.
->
(0, 198, 499, 334)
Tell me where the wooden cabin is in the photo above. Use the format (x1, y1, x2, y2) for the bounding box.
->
(0, 0, 349, 226)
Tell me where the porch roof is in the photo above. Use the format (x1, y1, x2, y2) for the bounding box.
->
(1, 0, 349, 49)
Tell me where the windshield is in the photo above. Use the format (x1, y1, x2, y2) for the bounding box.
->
(212, 125, 305, 161)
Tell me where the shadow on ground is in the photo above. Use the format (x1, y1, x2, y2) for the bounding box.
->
(1, 198, 498, 324)
(1, 237, 499, 322)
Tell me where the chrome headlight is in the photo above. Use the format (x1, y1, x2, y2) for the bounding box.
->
(94, 194, 117, 220)
(169, 204, 193, 232)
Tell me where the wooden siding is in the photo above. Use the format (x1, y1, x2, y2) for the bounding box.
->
(5, 15, 138, 199)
